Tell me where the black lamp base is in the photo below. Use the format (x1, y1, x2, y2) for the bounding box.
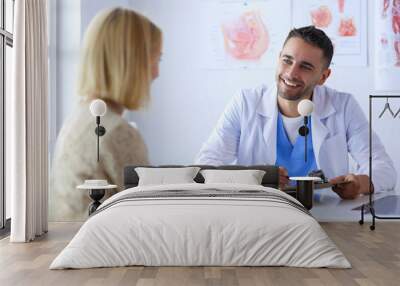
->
(95, 126, 106, 136)
(298, 126, 309, 136)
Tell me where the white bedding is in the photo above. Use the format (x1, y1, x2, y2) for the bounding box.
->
(50, 183, 351, 269)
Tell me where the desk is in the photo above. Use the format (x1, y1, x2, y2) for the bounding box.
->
(310, 188, 400, 222)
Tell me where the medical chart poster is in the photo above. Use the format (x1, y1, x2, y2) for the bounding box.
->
(292, 0, 367, 66)
(197, 0, 291, 70)
(374, 0, 400, 91)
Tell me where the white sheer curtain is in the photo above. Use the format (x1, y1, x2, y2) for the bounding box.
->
(9, 0, 48, 242)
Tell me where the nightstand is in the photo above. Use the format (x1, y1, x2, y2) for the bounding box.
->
(77, 183, 117, 215)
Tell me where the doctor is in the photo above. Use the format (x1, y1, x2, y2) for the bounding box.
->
(196, 26, 396, 199)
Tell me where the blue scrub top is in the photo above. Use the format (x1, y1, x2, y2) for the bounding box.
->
(275, 112, 317, 177)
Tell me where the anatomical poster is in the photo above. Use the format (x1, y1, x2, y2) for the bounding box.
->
(375, 0, 400, 91)
(292, 0, 367, 66)
(198, 0, 291, 69)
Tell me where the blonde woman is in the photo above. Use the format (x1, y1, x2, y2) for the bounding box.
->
(50, 8, 162, 221)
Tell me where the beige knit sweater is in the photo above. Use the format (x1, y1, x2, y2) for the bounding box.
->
(49, 102, 149, 221)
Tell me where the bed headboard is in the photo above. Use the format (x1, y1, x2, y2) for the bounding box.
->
(123, 165, 280, 189)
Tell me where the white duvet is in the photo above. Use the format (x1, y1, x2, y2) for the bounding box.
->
(50, 183, 351, 269)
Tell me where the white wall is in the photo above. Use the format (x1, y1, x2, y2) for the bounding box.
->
(53, 1, 400, 187)
(49, 0, 81, 159)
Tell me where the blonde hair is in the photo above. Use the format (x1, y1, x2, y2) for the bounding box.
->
(78, 8, 162, 110)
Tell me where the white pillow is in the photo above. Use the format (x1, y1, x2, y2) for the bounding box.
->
(200, 169, 266, 185)
(135, 167, 201, 186)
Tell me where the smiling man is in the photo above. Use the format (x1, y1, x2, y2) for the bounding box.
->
(196, 26, 396, 199)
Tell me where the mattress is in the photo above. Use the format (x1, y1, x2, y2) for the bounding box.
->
(50, 183, 351, 269)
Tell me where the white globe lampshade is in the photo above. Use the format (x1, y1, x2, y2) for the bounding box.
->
(297, 99, 314, 116)
(90, 99, 107, 117)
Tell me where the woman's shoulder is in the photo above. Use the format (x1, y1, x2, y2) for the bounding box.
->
(100, 113, 149, 164)
(103, 111, 139, 137)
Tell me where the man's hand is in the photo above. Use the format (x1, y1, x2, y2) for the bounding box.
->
(329, 174, 372, 200)
(278, 166, 289, 189)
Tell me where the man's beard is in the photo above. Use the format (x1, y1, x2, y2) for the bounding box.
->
(277, 84, 313, 102)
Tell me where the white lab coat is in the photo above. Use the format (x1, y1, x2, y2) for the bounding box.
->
(196, 84, 396, 192)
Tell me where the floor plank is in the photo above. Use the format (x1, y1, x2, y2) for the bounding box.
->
(0, 222, 399, 286)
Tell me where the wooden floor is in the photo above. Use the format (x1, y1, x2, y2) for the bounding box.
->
(0, 222, 399, 286)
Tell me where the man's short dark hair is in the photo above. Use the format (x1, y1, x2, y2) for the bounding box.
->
(283, 26, 334, 68)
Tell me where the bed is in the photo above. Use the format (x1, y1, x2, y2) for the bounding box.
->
(50, 165, 350, 269)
